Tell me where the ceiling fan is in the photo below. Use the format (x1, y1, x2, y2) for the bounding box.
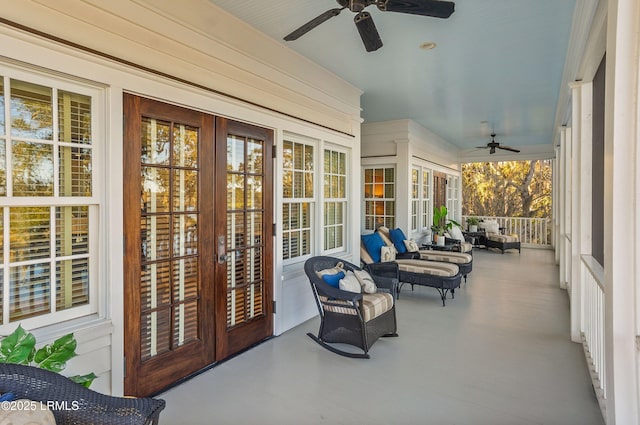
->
(283, 0, 455, 52)
(477, 134, 521, 155)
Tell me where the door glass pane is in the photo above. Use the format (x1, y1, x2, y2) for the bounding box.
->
(251, 141, 265, 171)
(139, 117, 200, 363)
(141, 262, 171, 310)
(141, 118, 170, 165)
(173, 214, 198, 257)
(226, 134, 266, 328)
(141, 167, 170, 213)
(173, 125, 198, 168)
(141, 215, 171, 261)
(173, 170, 198, 212)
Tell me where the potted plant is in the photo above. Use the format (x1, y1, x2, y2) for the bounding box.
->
(431, 205, 461, 246)
(0, 325, 97, 388)
(466, 216, 480, 233)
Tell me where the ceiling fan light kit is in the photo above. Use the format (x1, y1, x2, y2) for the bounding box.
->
(284, 0, 455, 52)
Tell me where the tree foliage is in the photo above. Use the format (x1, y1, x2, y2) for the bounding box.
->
(462, 160, 552, 218)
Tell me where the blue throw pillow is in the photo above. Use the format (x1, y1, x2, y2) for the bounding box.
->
(322, 271, 345, 288)
(0, 393, 15, 402)
(361, 232, 386, 263)
(389, 228, 408, 253)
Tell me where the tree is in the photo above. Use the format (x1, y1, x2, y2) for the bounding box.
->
(462, 160, 552, 218)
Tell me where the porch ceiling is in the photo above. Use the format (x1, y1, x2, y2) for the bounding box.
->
(209, 0, 577, 157)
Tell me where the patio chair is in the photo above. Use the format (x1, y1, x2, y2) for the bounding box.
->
(377, 226, 473, 283)
(304, 256, 399, 359)
(361, 231, 462, 306)
(478, 220, 521, 254)
(0, 363, 165, 425)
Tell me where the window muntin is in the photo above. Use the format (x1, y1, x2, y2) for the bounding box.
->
(282, 139, 314, 261)
(363, 167, 395, 230)
(0, 72, 98, 329)
(324, 149, 346, 252)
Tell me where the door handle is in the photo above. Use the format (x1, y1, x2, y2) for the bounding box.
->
(217, 235, 228, 264)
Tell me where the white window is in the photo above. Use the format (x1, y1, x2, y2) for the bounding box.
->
(282, 138, 314, 261)
(421, 169, 432, 230)
(363, 167, 395, 230)
(323, 148, 347, 253)
(411, 168, 419, 232)
(0, 68, 100, 330)
(447, 175, 460, 221)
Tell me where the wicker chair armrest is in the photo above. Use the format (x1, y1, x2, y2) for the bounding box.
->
(372, 275, 399, 296)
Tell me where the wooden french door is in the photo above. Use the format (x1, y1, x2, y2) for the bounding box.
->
(214, 117, 273, 359)
(433, 171, 447, 209)
(123, 95, 273, 396)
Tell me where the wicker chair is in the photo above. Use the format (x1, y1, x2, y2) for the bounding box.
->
(304, 256, 399, 359)
(0, 363, 165, 425)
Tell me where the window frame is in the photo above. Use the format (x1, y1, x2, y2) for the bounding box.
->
(362, 166, 395, 231)
(281, 135, 316, 265)
(0, 64, 102, 333)
(322, 145, 348, 255)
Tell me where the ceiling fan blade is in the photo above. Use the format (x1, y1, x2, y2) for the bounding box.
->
(354, 12, 383, 52)
(377, 0, 455, 18)
(498, 145, 521, 153)
(475, 145, 489, 149)
(283, 7, 345, 41)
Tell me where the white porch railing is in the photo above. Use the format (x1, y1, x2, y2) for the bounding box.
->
(581, 257, 607, 413)
(461, 215, 552, 247)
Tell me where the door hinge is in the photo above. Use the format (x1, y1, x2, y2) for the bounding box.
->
(123, 356, 126, 378)
(123, 236, 126, 255)
(272, 300, 276, 314)
(272, 223, 276, 235)
(272, 145, 277, 159)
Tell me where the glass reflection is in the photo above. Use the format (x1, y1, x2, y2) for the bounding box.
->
(12, 141, 54, 196)
(10, 79, 52, 140)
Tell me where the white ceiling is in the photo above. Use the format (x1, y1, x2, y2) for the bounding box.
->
(209, 0, 577, 155)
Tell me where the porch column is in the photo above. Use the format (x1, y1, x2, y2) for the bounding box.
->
(558, 126, 571, 290)
(604, 0, 640, 422)
(395, 139, 412, 232)
(569, 81, 593, 343)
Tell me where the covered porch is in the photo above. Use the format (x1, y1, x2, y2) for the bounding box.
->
(160, 248, 604, 424)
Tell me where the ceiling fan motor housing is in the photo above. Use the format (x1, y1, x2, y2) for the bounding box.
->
(349, 0, 368, 12)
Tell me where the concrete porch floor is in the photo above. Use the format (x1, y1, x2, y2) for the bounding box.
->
(160, 248, 604, 425)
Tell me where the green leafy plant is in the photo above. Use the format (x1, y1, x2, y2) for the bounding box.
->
(0, 325, 97, 388)
(431, 205, 461, 235)
(466, 216, 480, 226)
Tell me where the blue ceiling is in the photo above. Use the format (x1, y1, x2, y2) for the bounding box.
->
(210, 0, 576, 152)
